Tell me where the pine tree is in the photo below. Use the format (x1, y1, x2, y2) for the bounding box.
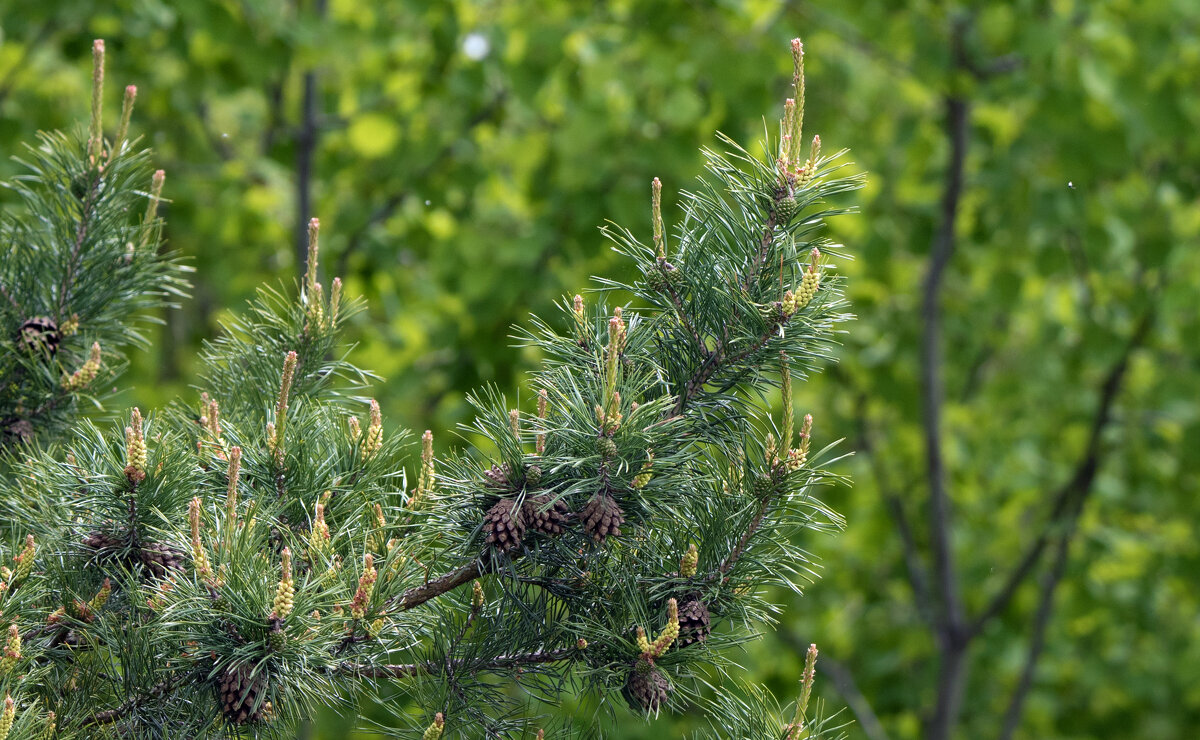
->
(0, 40, 188, 449)
(0, 37, 861, 738)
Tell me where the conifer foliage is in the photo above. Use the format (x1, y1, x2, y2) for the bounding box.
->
(0, 37, 861, 738)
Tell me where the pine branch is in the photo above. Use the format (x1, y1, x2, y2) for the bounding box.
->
(340, 645, 577, 679)
(83, 673, 189, 727)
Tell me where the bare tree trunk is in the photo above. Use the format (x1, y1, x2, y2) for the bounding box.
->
(923, 73, 971, 740)
(294, 0, 326, 278)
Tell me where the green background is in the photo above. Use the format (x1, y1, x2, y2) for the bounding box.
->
(1, 0, 1198, 737)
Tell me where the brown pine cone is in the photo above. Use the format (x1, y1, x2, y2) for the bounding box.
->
(622, 660, 670, 714)
(83, 530, 124, 551)
(18, 316, 59, 357)
(217, 662, 268, 725)
(522, 493, 568, 536)
(483, 498, 525, 552)
(139, 542, 186, 579)
(484, 463, 513, 490)
(677, 597, 711, 647)
(580, 492, 624, 542)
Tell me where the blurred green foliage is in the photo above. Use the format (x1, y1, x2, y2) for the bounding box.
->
(1, 0, 1197, 738)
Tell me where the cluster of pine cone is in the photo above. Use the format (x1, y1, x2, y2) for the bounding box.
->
(622, 596, 712, 713)
(82, 530, 186, 579)
(482, 464, 625, 551)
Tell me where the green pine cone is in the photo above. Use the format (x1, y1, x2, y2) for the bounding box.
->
(775, 196, 799, 223)
(596, 436, 618, 459)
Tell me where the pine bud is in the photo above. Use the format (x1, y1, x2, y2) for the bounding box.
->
(789, 38, 806, 167)
(651, 177, 666, 259)
(0, 625, 20, 675)
(308, 281, 325, 332)
(679, 544, 698, 578)
(88, 40, 105, 163)
(141, 170, 166, 251)
(422, 713, 445, 740)
(348, 416, 361, 441)
(114, 84, 137, 155)
(125, 408, 147, 482)
(189, 497, 214, 584)
(90, 577, 113, 612)
(798, 135, 822, 189)
(637, 599, 679, 660)
(272, 351, 298, 463)
(781, 289, 797, 316)
(631, 450, 654, 489)
(786, 413, 814, 471)
(413, 429, 435, 506)
(794, 248, 821, 310)
(351, 554, 377, 619)
(509, 408, 521, 440)
(329, 277, 343, 327)
(273, 548, 295, 619)
(13, 535, 35, 585)
(652, 599, 679, 656)
(60, 314, 79, 336)
(364, 399, 383, 459)
(305, 218, 321, 299)
(786, 642, 820, 739)
(572, 294, 587, 345)
(62, 342, 102, 390)
(309, 501, 331, 557)
(781, 98, 796, 170)
(536, 389, 548, 455)
(0, 690, 12, 738)
(472, 580, 484, 610)
(206, 399, 222, 440)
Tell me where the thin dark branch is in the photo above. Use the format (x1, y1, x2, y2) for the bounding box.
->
(847, 385, 934, 626)
(718, 494, 771, 577)
(967, 309, 1153, 638)
(927, 17, 972, 740)
(84, 673, 186, 726)
(997, 526, 1074, 740)
(295, 70, 320, 277)
(340, 645, 576, 679)
(923, 88, 970, 637)
(388, 559, 482, 612)
(55, 166, 101, 322)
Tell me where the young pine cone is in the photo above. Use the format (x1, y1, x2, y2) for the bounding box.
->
(139, 542, 186, 579)
(645, 261, 681, 293)
(776, 195, 800, 223)
(217, 662, 268, 725)
(596, 436, 618, 459)
(676, 597, 711, 647)
(521, 493, 568, 536)
(580, 492, 624, 542)
(622, 660, 670, 714)
(483, 498, 525, 552)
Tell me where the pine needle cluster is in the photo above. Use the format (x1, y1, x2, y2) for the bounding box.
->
(0, 37, 861, 738)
